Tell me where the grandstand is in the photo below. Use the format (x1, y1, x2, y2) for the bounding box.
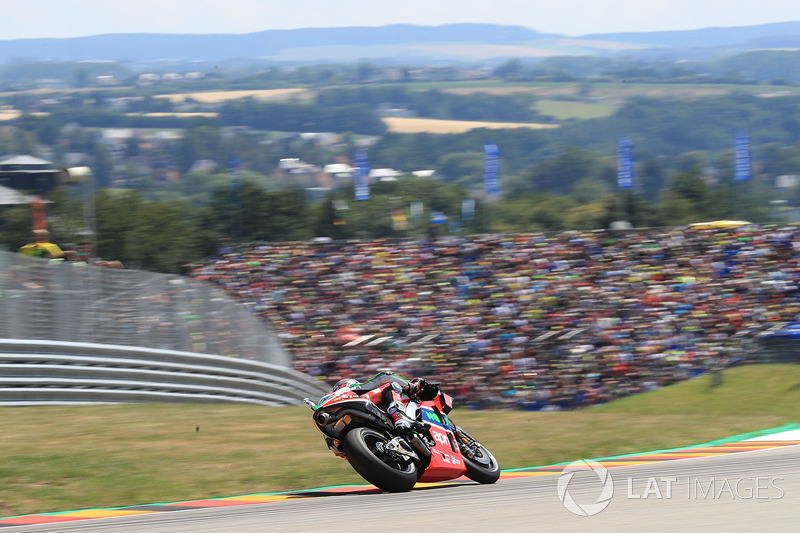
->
(191, 225, 798, 409)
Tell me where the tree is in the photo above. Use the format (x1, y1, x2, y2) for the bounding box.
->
(494, 59, 522, 79)
(0, 205, 34, 250)
(357, 62, 375, 83)
(179, 126, 223, 172)
(638, 157, 668, 202)
(436, 152, 484, 187)
(15, 114, 61, 145)
(495, 193, 577, 232)
(654, 169, 716, 225)
(88, 143, 114, 189)
(521, 146, 610, 195)
(95, 189, 143, 262)
(124, 200, 202, 272)
(74, 67, 90, 89)
(571, 177, 611, 204)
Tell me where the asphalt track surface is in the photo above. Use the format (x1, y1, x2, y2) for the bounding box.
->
(8, 444, 799, 533)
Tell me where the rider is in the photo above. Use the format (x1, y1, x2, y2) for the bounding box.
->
(332, 371, 440, 432)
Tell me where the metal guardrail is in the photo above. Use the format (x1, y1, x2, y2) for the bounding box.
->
(0, 339, 329, 406)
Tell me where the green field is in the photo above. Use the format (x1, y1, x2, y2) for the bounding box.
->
(360, 79, 800, 97)
(535, 99, 620, 120)
(1, 364, 799, 517)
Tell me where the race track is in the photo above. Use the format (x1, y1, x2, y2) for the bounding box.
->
(7, 443, 799, 532)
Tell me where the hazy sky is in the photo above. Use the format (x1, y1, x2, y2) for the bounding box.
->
(5, 0, 800, 40)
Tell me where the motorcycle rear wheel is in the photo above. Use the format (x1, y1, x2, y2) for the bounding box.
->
(343, 427, 418, 492)
(455, 427, 501, 484)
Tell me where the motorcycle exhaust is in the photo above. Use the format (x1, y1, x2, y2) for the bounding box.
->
(407, 435, 431, 461)
(315, 408, 394, 437)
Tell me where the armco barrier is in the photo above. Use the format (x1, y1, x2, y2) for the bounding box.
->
(0, 339, 329, 406)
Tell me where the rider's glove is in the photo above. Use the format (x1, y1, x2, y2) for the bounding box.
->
(393, 418, 412, 432)
(408, 378, 440, 401)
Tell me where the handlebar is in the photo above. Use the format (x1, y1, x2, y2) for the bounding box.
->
(303, 398, 318, 410)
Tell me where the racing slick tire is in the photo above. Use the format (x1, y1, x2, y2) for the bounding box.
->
(343, 427, 418, 492)
(456, 427, 501, 484)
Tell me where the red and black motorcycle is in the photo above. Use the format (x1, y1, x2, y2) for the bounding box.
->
(305, 377, 500, 492)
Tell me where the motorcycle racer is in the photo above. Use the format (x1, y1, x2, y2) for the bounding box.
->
(332, 372, 440, 432)
(310, 371, 500, 491)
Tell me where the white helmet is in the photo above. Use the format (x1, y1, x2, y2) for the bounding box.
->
(333, 378, 360, 392)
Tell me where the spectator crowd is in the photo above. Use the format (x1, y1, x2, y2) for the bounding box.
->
(189, 224, 800, 410)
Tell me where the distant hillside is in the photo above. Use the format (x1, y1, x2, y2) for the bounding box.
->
(0, 24, 548, 64)
(581, 21, 800, 48)
(1, 21, 800, 65)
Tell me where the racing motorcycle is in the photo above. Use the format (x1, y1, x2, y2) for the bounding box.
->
(305, 380, 500, 492)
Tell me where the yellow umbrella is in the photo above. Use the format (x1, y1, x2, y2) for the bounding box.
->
(687, 220, 751, 230)
(19, 242, 64, 259)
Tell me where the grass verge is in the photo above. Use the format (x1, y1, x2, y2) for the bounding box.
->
(1, 364, 798, 517)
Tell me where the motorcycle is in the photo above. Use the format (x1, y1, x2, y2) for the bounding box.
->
(305, 381, 500, 492)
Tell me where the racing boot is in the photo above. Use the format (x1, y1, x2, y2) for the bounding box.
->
(386, 401, 413, 433)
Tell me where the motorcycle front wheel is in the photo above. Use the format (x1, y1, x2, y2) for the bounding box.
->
(343, 427, 418, 492)
(455, 426, 501, 484)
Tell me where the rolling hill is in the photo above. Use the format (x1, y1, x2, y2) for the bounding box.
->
(1, 21, 800, 64)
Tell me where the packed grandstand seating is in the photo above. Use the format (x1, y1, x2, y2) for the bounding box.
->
(189, 224, 800, 410)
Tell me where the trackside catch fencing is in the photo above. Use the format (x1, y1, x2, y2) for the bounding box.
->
(0, 251, 330, 405)
(0, 251, 288, 366)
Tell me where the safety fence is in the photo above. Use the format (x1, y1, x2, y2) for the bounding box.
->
(0, 339, 328, 406)
(0, 251, 289, 366)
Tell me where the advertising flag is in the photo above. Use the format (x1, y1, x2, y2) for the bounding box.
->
(410, 201, 424, 222)
(617, 137, 633, 189)
(484, 143, 500, 195)
(354, 150, 370, 200)
(333, 199, 348, 226)
(734, 130, 750, 182)
(392, 208, 407, 231)
(462, 198, 475, 222)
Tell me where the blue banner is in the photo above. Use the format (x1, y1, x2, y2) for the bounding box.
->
(734, 130, 750, 182)
(484, 143, 500, 195)
(354, 150, 370, 200)
(616, 137, 633, 189)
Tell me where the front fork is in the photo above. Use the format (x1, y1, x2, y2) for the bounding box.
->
(453, 426, 480, 459)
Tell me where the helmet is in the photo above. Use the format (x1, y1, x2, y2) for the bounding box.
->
(333, 378, 360, 392)
(408, 378, 440, 401)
